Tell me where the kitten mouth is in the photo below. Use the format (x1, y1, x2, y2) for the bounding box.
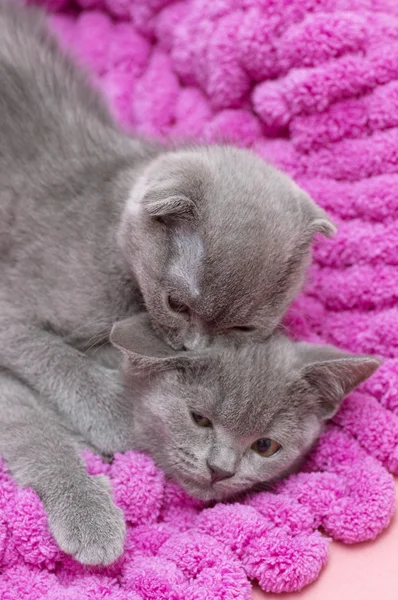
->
(166, 338, 186, 351)
(185, 483, 225, 502)
(176, 475, 244, 502)
(171, 342, 186, 351)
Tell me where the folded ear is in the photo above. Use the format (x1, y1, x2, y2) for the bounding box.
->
(110, 313, 197, 374)
(309, 214, 337, 238)
(142, 190, 197, 221)
(296, 343, 381, 420)
(298, 189, 337, 238)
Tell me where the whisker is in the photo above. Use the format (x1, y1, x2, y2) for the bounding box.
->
(170, 453, 198, 469)
(176, 447, 198, 461)
(165, 458, 200, 476)
(83, 333, 110, 356)
(90, 340, 113, 357)
(223, 489, 244, 504)
(83, 326, 111, 348)
(250, 480, 276, 494)
(276, 322, 290, 334)
(67, 318, 118, 337)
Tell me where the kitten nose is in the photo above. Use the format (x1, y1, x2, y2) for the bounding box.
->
(207, 460, 234, 484)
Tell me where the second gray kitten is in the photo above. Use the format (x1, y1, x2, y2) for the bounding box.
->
(110, 315, 380, 503)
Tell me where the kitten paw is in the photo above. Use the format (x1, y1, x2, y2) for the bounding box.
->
(49, 475, 126, 566)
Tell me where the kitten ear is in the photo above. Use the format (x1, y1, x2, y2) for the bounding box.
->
(298, 190, 337, 238)
(309, 215, 337, 238)
(110, 313, 195, 373)
(142, 191, 197, 221)
(296, 344, 381, 420)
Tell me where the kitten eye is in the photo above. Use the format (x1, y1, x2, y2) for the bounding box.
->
(231, 326, 255, 332)
(167, 295, 191, 317)
(191, 412, 212, 428)
(251, 438, 281, 457)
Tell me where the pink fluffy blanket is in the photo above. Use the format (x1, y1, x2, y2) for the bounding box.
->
(2, 0, 398, 596)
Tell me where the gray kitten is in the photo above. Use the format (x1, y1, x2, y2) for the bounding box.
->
(110, 316, 380, 503)
(0, 313, 379, 566)
(0, 1, 335, 452)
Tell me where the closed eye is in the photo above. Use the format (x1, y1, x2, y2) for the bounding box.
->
(166, 294, 191, 317)
(209, 324, 256, 335)
(191, 412, 212, 428)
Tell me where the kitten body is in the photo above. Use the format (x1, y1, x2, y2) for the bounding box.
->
(0, 2, 336, 451)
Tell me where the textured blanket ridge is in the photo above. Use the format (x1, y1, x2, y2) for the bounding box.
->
(1, 0, 398, 596)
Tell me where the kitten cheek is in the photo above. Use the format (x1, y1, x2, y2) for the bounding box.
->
(148, 315, 187, 351)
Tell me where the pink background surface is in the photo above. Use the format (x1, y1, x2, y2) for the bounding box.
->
(253, 478, 398, 599)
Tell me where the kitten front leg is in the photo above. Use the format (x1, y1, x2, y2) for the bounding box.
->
(46, 474, 126, 566)
(0, 372, 126, 565)
(0, 310, 132, 454)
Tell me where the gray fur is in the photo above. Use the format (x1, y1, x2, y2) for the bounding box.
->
(0, 2, 339, 565)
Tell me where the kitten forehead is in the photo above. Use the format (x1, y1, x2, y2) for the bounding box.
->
(215, 343, 296, 427)
(169, 229, 204, 299)
(179, 337, 315, 438)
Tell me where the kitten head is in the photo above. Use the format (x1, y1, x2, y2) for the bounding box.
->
(119, 145, 335, 350)
(111, 314, 380, 501)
